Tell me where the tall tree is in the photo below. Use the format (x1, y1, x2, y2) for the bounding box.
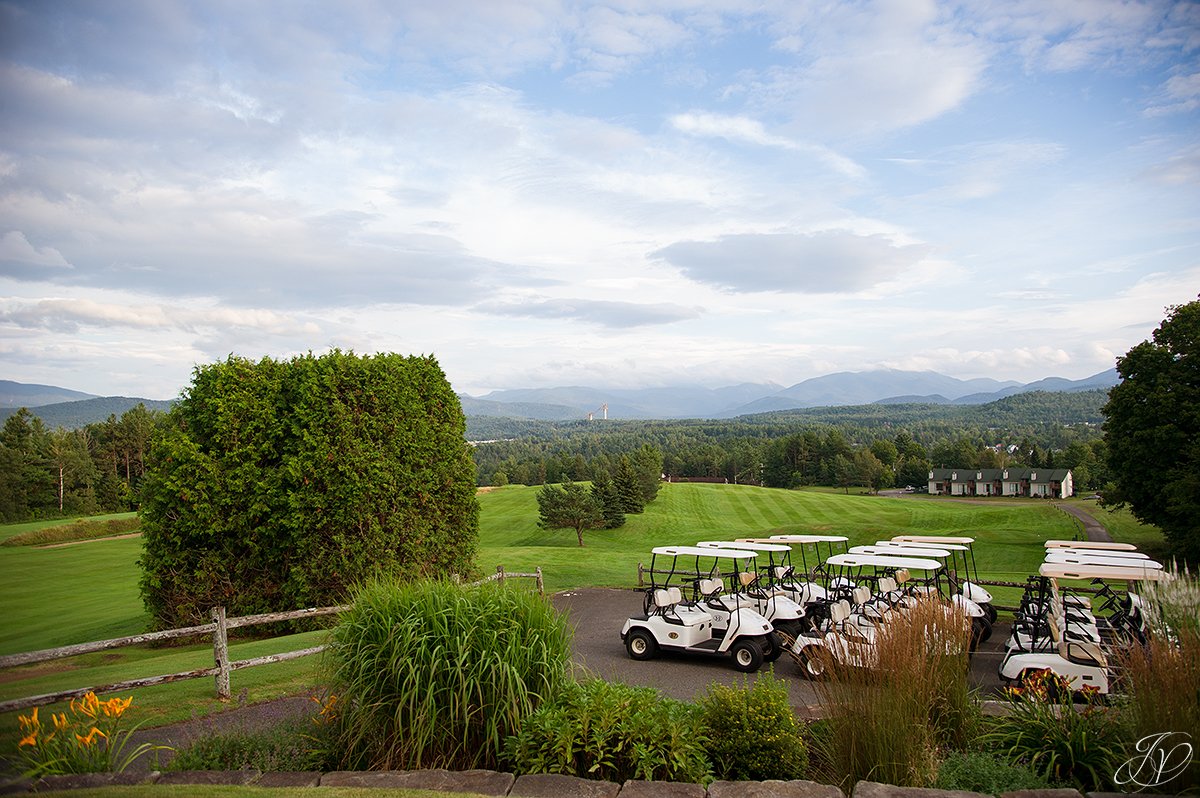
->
(536, 481, 604, 546)
(613, 455, 645, 514)
(590, 473, 626, 529)
(1102, 298, 1200, 561)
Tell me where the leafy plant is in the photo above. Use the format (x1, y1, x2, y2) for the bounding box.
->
(12, 693, 166, 776)
(935, 751, 1054, 794)
(166, 714, 335, 772)
(697, 671, 807, 781)
(326, 578, 572, 771)
(2, 517, 141, 547)
(504, 679, 710, 784)
(985, 669, 1125, 790)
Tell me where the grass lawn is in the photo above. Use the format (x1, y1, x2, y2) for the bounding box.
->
(0, 483, 1166, 751)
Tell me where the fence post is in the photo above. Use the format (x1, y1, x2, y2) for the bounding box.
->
(496, 564, 505, 585)
(535, 566, 544, 595)
(637, 562, 644, 588)
(212, 606, 231, 701)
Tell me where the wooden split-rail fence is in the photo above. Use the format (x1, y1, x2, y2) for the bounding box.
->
(0, 565, 542, 714)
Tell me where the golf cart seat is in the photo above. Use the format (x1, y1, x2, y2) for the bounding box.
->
(850, 585, 872, 608)
(773, 565, 794, 580)
(1060, 638, 1108, 668)
(739, 571, 757, 588)
(654, 587, 686, 625)
(829, 599, 851, 629)
(698, 578, 722, 597)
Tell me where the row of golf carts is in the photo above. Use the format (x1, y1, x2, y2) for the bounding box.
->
(619, 534, 996, 676)
(998, 539, 1169, 694)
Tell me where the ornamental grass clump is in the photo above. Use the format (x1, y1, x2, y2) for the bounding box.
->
(810, 597, 974, 789)
(12, 692, 164, 776)
(698, 670, 807, 781)
(504, 679, 710, 783)
(1115, 563, 1200, 792)
(326, 578, 573, 771)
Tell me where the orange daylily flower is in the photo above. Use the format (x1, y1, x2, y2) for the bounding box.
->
(18, 732, 37, 748)
(75, 726, 106, 747)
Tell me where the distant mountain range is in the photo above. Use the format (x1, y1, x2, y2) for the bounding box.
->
(462, 368, 1119, 420)
(1, 368, 1120, 428)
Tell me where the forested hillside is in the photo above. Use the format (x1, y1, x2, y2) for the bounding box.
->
(470, 390, 1110, 492)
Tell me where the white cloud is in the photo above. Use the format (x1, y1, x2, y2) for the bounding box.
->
(652, 231, 931, 294)
(0, 231, 71, 271)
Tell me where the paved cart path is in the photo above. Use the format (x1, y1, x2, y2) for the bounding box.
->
(1054, 502, 1113, 543)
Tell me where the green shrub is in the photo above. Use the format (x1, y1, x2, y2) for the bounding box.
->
(504, 679, 710, 784)
(139, 351, 479, 628)
(326, 578, 572, 771)
(2, 517, 141, 547)
(166, 717, 335, 772)
(935, 751, 1053, 794)
(985, 669, 1125, 791)
(697, 671, 807, 781)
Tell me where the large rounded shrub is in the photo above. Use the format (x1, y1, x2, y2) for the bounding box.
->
(138, 351, 479, 627)
(327, 578, 573, 771)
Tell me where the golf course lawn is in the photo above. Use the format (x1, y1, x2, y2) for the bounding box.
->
(0, 483, 1163, 746)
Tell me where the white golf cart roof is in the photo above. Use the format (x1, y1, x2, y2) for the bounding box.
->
(826, 553, 943, 571)
(851, 544, 953, 558)
(875, 539, 968, 552)
(1039, 562, 1171, 582)
(651, 545, 758, 560)
(1046, 547, 1150, 560)
(892, 535, 975, 545)
(1044, 539, 1137, 551)
(698, 540, 791, 553)
(1044, 552, 1163, 570)
(767, 534, 850, 544)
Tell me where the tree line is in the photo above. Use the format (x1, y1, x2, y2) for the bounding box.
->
(0, 404, 165, 522)
(472, 390, 1111, 494)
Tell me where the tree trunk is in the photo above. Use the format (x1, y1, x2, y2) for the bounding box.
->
(58, 466, 64, 512)
(575, 526, 585, 546)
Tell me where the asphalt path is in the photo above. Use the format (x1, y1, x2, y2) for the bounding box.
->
(549, 587, 1010, 712)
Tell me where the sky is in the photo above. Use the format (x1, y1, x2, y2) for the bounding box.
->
(1, 1, 1198, 401)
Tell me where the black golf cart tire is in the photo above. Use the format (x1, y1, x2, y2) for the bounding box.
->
(969, 616, 992, 652)
(730, 638, 765, 673)
(764, 631, 784, 662)
(625, 628, 658, 661)
(984, 602, 998, 625)
(798, 645, 828, 681)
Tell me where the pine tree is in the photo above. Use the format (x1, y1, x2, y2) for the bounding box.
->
(613, 456, 645, 514)
(591, 473, 626, 529)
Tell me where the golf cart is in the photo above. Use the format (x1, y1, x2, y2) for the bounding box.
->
(1044, 539, 1138, 551)
(788, 552, 971, 679)
(998, 561, 1171, 694)
(856, 542, 993, 644)
(890, 535, 997, 624)
(695, 540, 808, 638)
(621, 545, 776, 672)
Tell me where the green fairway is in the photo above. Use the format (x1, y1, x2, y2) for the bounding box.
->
(0, 483, 1166, 749)
(478, 482, 1096, 590)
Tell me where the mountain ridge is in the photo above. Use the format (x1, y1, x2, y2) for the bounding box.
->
(1, 368, 1119, 427)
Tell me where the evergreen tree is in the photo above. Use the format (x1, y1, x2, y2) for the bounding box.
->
(590, 473, 626, 529)
(613, 455, 645, 514)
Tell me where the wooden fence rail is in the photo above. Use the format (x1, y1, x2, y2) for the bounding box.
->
(0, 566, 542, 714)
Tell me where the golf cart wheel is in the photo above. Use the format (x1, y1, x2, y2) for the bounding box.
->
(970, 616, 992, 649)
(625, 628, 658, 661)
(730, 639, 765, 673)
(798, 645, 828, 681)
(984, 603, 998, 625)
(764, 631, 784, 663)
